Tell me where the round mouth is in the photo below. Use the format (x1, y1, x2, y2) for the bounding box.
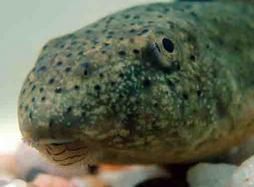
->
(33, 140, 90, 166)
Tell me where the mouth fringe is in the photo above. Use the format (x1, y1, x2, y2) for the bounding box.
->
(23, 138, 75, 146)
(23, 138, 91, 166)
(44, 142, 89, 166)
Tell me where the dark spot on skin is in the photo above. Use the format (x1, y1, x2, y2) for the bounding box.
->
(78, 51, 83, 56)
(197, 89, 203, 97)
(162, 38, 174, 53)
(60, 44, 65, 49)
(39, 87, 44, 93)
(133, 49, 140, 55)
(167, 80, 176, 92)
(119, 37, 124, 41)
(31, 97, 35, 102)
(48, 78, 55, 84)
(41, 97, 46, 102)
(218, 38, 224, 45)
(31, 85, 36, 92)
(190, 12, 198, 19)
(84, 70, 89, 76)
(99, 73, 104, 78)
(22, 89, 26, 95)
(133, 15, 140, 19)
(129, 29, 136, 33)
(183, 93, 189, 100)
(25, 105, 29, 111)
(86, 29, 92, 34)
(124, 15, 130, 19)
(94, 85, 101, 91)
(118, 50, 126, 57)
(119, 73, 124, 78)
(56, 61, 63, 66)
(92, 39, 99, 45)
(110, 81, 116, 86)
(66, 53, 72, 57)
(138, 29, 149, 36)
(157, 14, 163, 18)
(106, 35, 113, 39)
(146, 7, 153, 12)
(55, 87, 62, 94)
(129, 38, 135, 43)
(74, 85, 80, 90)
(106, 16, 114, 25)
(163, 8, 170, 13)
(66, 107, 72, 113)
(65, 67, 72, 73)
(190, 55, 196, 61)
(233, 45, 241, 52)
(81, 62, 91, 76)
(29, 111, 33, 119)
(37, 66, 47, 73)
(143, 79, 151, 87)
(71, 41, 77, 45)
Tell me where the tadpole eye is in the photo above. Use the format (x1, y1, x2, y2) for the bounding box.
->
(162, 38, 174, 53)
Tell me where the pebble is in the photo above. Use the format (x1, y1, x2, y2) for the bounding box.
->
(70, 176, 110, 187)
(187, 163, 237, 187)
(231, 154, 254, 187)
(3, 179, 27, 187)
(98, 165, 169, 187)
(31, 174, 70, 187)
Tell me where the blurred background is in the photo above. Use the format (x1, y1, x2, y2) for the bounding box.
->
(0, 0, 170, 153)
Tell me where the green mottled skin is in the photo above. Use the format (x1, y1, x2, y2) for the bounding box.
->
(18, 1, 254, 165)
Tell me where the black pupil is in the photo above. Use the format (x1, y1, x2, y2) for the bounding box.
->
(162, 38, 174, 53)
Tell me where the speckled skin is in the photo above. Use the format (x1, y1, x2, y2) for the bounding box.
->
(18, 1, 254, 166)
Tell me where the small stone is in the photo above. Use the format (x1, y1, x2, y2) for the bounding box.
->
(231, 155, 254, 187)
(3, 179, 27, 187)
(32, 174, 70, 187)
(0, 154, 17, 177)
(187, 163, 237, 187)
(99, 165, 169, 187)
(70, 176, 109, 187)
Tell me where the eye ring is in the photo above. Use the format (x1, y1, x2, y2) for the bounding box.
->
(162, 38, 174, 53)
